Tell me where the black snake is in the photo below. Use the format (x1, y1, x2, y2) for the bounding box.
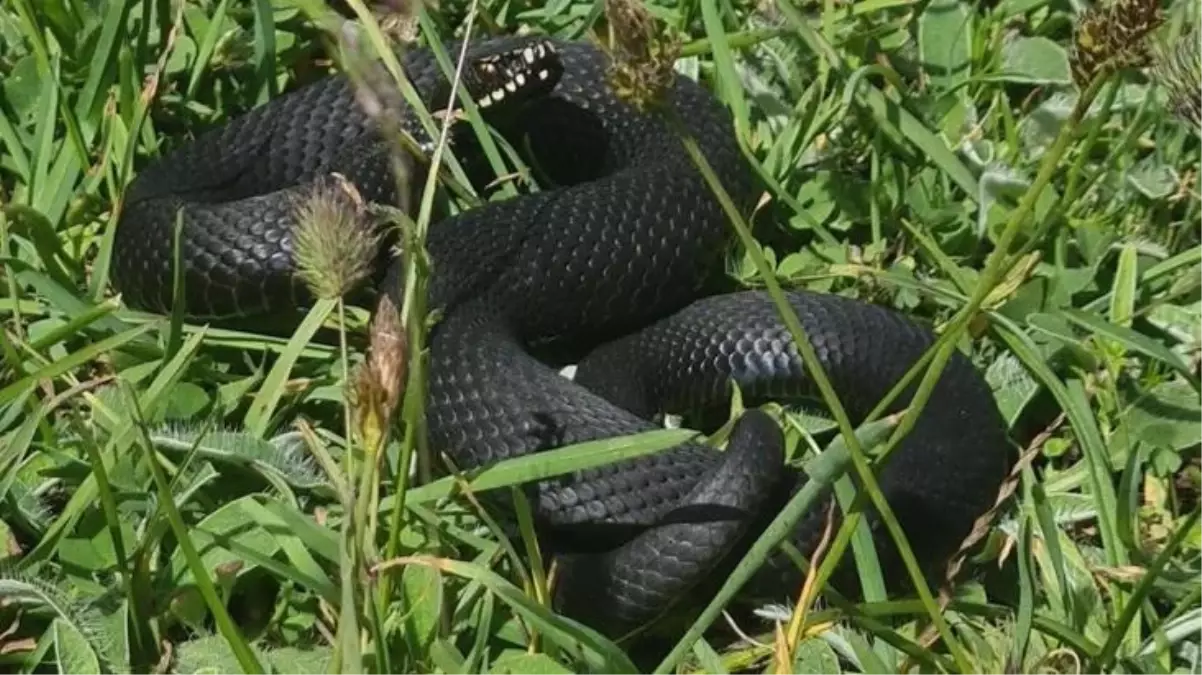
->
(111, 34, 1015, 639)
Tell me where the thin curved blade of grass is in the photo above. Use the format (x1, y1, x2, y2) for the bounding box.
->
(1027, 614, 1101, 659)
(376, 555, 638, 673)
(178, 498, 339, 605)
(0, 320, 158, 408)
(1081, 167, 1194, 318)
(127, 386, 266, 674)
(0, 398, 50, 503)
(24, 298, 122, 353)
(416, 9, 529, 202)
(250, 0, 277, 104)
(187, 0, 234, 99)
(165, 321, 339, 357)
(994, 322, 1126, 591)
(28, 47, 58, 210)
(388, 427, 699, 509)
(243, 297, 339, 437)
(897, 217, 974, 295)
(73, 0, 133, 128)
(1012, 473, 1038, 669)
(699, 0, 752, 143)
(141, 327, 207, 423)
(3, 204, 77, 286)
(1060, 307, 1199, 387)
(249, 496, 341, 566)
(0, 106, 30, 183)
(6, 260, 128, 334)
(1138, 606, 1202, 657)
(832, 472, 888, 612)
(1094, 508, 1201, 670)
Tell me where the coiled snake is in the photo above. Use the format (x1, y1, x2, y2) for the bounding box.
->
(112, 35, 1014, 639)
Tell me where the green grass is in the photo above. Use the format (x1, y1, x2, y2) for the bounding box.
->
(1, 0, 1200, 673)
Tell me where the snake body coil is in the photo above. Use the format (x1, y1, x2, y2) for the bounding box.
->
(112, 35, 1014, 638)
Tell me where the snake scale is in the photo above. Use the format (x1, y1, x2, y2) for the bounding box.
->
(111, 34, 1015, 639)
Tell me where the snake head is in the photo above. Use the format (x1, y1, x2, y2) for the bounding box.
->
(405, 37, 564, 154)
(459, 37, 563, 112)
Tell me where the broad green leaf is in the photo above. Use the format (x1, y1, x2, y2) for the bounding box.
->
(1126, 159, 1179, 200)
(489, 649, 574, 674)
(918, 0, 972, 91)
(1127, 381, 1201, 452)
(995, 36, 1071, 84)
(792, 636, 842, 674)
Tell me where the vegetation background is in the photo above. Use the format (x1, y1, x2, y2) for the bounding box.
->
(0, 0, 1198, 672)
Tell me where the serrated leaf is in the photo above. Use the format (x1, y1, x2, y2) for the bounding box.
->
(53, 617, 102, 675)
(175, 634, 332, 674)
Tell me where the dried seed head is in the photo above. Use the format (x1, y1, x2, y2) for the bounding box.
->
(366, 294, 407, 416)
(349, 295, 407, 453)
(374, 0, 418, 42)
(1150, 31, 1201, 132)
(604, 0, 681, 111)
(292, 176, 383, 300)
(1071, 0, 1165, 87)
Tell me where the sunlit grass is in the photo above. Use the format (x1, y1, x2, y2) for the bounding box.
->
(0, 0, 1198, 672)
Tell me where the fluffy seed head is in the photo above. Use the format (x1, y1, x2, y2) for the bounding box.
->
(292, 176, 383, 300)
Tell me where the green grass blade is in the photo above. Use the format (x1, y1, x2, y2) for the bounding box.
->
(243, 298, 339, 437)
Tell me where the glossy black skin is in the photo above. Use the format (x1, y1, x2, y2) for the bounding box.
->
(111, 35, 1014, 639)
